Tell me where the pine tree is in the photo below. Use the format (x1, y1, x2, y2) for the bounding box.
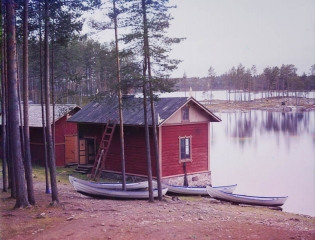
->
(122, 0, 184, 201)
(6, 0, 30, 208)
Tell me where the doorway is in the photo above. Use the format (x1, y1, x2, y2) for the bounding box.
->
(79, 137, 96, 165)
(86, 138, 96, 165)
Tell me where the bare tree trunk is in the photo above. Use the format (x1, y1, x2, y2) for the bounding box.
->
(4, 31, 15, 196)
(44, 0, 59, 203)
(142, 0, 154, 202)
(38, 0, 50, 193)
(51, 18, 55, 152)
(1, 0, 8, 192)
(142, 74, 153, 202)
(22, 0, 35, 204)
(6, 0, 29, 208)
(143, 9, 162, 200)
(113, 0, 126, 191)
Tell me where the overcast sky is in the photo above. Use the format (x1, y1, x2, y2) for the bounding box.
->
(84, 0, 315, 78)
(167, 0, 315, 78)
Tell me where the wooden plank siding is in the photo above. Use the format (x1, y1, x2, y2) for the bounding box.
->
(26, 115, 78, 166)
(78, 124, 157, 177)
(161, 123, 209, 177)
(107, 126, 157, 177)
(0, 106, 81, 167)
(77, 122, 209, 178)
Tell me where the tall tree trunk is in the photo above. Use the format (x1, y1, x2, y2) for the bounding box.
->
(0, 0, 8, 192)
(5, 34, 15, 196)
(1, 0, 8, 192)
(44, 0, 59, 203)
(6, 0, 29, 208)
(23, 0, 35, 205)
(2, 10, 15, 196)
(51, 18, 55, 152)
(38, 0, 50, 193)
(113, 0, 126, 191)
(142, 0, 154, 202)
(142, 0, 162, 200)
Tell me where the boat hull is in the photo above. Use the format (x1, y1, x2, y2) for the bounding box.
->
(206, 186, 288, 207)
(69, 176, 149, 190)
(72, 180, 168, 199)
(162, 184, 237, 195)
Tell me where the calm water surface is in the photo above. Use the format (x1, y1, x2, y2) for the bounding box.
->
(210, 110, 315, 217)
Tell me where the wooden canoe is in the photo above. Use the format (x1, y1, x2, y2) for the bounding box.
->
(206, 186, 288, 207)
(69, 176, 149, 190)
(72, 180, 168, 199)
(162, 184, 237, 195)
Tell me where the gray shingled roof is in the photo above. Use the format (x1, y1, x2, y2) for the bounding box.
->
(0, 104, 80, 127)
(67, 97, 221, 126)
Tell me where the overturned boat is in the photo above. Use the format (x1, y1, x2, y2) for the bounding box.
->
(71, 179, 168, 199)
(162, 183, 237, 195)
(206, 186, 288, 207)
(69, 176, 148, 190)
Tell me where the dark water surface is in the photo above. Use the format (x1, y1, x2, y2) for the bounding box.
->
(210, 110, 315, 217)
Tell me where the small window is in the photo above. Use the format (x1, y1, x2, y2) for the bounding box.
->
(182, 106, 189, 121)
(179, 136, 192, 162)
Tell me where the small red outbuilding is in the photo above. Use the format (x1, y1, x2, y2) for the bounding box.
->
(68, 97, 221, 186)
(0, 104, 81, 166)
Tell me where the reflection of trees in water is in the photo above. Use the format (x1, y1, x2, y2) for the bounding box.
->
(264, 112, 280, 132)
(225, 110, 314, 147)
(225, 112, 254, 147)
(257, 111, 310, 136)
(232, 113, 254, 138)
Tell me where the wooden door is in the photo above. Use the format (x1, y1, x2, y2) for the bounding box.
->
(65, 135, 78, 164)
(79, 139, 86, 165)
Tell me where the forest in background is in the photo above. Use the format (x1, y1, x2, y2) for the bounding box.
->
(175, 64, 315, 100)
(10, 1, 313, 107)
(17, 33, 315, 106)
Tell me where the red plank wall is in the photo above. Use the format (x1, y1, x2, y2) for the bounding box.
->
(106, 126, 157, 177)
(54, 115, 78, 166)
(28, 115, 78, 167)
(78, 124, 157, 177)
(161, 123, 209, 177)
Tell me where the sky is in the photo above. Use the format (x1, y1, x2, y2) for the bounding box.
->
(166, 0, 315, 78)
(83, 0, 315, 78)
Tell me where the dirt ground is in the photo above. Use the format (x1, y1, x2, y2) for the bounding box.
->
(1, 178, 315, 240)
(1, 98, 315, 240)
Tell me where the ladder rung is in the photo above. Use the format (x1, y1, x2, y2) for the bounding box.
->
(89, 120, 117, 181)
(98, 147, 108, 151)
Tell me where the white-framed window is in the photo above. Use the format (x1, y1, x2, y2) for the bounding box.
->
(179, 136, 192, 162)
(181, 105, 189, 121)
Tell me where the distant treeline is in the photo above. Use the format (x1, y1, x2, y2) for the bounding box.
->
(174, 64, 315, 96)
(19, 35, 315, 105)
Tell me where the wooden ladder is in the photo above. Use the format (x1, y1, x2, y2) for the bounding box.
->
(89, 120, 117, 181)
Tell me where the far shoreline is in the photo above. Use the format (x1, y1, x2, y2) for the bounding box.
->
(202, 96, 315, 113)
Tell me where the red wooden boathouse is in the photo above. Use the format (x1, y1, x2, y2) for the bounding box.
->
(68, 97, 221, 186)
(0, 104, 81, 166)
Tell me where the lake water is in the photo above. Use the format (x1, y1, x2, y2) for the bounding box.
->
(158, 90, 315, 217)
(210, 110, 315, 217)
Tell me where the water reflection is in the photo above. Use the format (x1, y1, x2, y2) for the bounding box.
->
(211, 110, 315, 217)
(224, 110, 315, 149)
